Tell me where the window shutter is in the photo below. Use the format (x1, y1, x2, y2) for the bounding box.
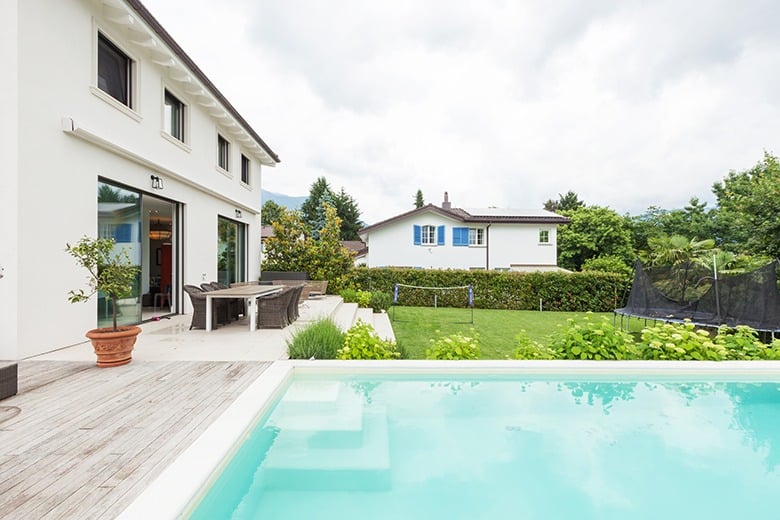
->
(453, 227, 467, 246)
(437, 225, 445, 245)
(114, 223, 132, 243)
(413, 225, 421, 245)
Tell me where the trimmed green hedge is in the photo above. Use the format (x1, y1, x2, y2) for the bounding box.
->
(343, 267, 628, 312)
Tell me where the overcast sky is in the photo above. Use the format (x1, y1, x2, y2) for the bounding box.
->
(143, 0, 780, 224)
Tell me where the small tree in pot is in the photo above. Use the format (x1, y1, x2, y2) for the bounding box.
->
(66, 236, 142, 367)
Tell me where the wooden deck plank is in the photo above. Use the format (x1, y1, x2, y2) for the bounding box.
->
(0, 360, 271, 519)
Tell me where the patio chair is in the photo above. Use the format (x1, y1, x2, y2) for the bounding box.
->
(184, 284, 229, 330)
(306, 280, 328, 298)
(200, 283, 234, 323)
(256, 286, 295, 329)
(208, 282, 243, 321)
(273, 280, 312, 303)
(286, 284, 305, 324)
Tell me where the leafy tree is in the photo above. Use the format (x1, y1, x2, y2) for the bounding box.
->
(414, 189, 425, 208)
(712, 151, 780, 257)
(643, 234, 715, 267)
(557, 206, 634, 271)
(261, 205, 354, 290)
(544, 190, 585, 212)
(300, 177, 363, 240)
(261, 200, 285, 225)
(629, 198, 717, 254)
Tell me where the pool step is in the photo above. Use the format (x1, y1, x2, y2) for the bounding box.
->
(260, 408, 390, 491)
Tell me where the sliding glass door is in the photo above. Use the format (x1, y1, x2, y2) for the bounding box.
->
(217, 216, 246, 286)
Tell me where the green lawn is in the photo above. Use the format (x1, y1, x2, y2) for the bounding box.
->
(389, 306, 642, 359)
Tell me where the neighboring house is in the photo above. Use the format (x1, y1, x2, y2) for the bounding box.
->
(0, 0, 279, 359)
(358, 193, 569, 271)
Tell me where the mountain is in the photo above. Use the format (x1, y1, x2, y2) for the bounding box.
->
(262, 189, 307, 210)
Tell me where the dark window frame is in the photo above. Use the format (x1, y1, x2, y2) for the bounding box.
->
(97, 33, 132, 107)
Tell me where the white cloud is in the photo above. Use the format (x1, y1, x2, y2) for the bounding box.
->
(143, 0, 780, 223)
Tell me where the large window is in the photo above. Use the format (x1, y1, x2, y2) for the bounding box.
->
(218, 134, 230, 171)
(241, 154, 250, 184)
(97, 33, 133, 107)
(218, 216, 246, 286)
(164, 90, 186, 142)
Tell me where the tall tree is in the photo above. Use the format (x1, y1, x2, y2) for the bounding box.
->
(414, 189, 425, 208)
(544, 190, 585, 212)
(557, 205, 634, 271)
(261, 200, 284, 225)
(629, 198, 717, 254)
(300, 176, 364, 241)
(712, 152, 780, 257)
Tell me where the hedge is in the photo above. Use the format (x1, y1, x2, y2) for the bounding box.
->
(343, 267, 629, 312)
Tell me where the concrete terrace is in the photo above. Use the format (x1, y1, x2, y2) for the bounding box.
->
(0, 296, 394, 519)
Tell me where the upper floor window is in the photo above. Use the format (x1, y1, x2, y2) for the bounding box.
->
(453, 226, 484, 246)
(164, 90, 185, 142)
(414, 225, 444, 246)
(539, 229, 550, 244)
(241, 154, 250, 184)
(469, 228, 484, 246)
(97, 33, 133, 107)
(218, 134, 230, 171)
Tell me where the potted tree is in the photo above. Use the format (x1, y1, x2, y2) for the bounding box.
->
(66, 236, 142, 367)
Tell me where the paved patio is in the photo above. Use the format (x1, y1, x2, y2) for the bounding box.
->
(0, 295, 351, 519)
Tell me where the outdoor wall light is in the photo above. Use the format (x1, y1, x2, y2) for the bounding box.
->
(235, 209, 243, 218)
(151, 175, 164, 190)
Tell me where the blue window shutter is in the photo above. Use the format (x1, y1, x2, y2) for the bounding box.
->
(453, 227, 468, 246)
(437, 225, 445, 245)
(413, 225, 421, 245)
(114, 223, 132, 243)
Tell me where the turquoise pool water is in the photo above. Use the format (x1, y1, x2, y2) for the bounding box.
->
(188, 374, 780, 519)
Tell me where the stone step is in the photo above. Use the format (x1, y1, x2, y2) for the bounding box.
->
(371, 311, 395, 342)
(330, 301, 358, 332)
(260, 408, 390, 491)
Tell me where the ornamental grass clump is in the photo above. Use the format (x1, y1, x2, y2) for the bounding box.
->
(426, 329, 481, 360)
(337, 320, 401, 360)
(549, 314, 637, 360)
(286, 318, 344, 359)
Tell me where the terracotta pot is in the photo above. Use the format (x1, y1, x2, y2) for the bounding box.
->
(85, 326, 141, 368)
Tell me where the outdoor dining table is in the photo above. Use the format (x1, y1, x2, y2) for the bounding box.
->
(204, 285, 283, 331)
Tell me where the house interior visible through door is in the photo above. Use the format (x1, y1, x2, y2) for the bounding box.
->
(143, 197, 177, 321)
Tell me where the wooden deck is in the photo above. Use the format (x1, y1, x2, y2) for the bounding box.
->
(0, 360, 271, 519)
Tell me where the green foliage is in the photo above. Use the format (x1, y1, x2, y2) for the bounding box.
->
(300, 177, 364, 241)
(286, 318, 344, 359)
(638, 321, 725, 360)
(345, 266, 627, 312)
(713, 151, 780, 257)
(368, 291, 393, 313)
(340, 288, 372, 307)
(337, 320, 401, 360)
(66, 236, 141, 331)
(425, 329, 481, 360)
(715, 325, 780, 360)
(549, 314, 637, 360)
(544, 190, 585, 212)
(261, 200, 285, 225)
(512, 330, 555, 360)
(557, 205, 635, 271)
(414, 189, 425, 208)
(262, 205, 354, 291)
(581, 255, 632, 281)
(629, 198, 717, 254)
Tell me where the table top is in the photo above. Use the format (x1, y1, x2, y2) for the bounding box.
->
(204, 285, 283, 298)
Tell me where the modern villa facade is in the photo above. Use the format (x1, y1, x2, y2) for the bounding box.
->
(0, 0, 279, 360)
(359, 193, 570, 271)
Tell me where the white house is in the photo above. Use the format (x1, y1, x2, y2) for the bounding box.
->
(0, 0, 279, 359)
(359, 193, 569, 271)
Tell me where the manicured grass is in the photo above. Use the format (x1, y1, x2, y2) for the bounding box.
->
(389, 306, 641, 359)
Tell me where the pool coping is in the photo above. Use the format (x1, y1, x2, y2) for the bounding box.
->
(117, 359, 780, 519)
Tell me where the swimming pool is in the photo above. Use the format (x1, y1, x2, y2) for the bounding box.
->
(120, 361, 780, 519)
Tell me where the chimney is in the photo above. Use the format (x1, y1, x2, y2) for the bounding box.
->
(442, 191, 451, 210)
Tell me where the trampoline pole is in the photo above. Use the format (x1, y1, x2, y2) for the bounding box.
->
(713, 255, 721, 322)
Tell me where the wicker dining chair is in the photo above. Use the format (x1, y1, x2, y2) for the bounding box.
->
(256, 287, 295, 329)
(286, 284, 305, 324)
(184, 284, 228, 330)
(208, 282, 243, 321)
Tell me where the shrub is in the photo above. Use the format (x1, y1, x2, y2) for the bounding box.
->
(426, 329, 481, 360)
(550, 314, 637, 360)
(638, 321, 725, 361)
(513, 330, 555, 360)
(286, 318, 344, 359)
(715, 325, 780, 360)
(368, 291, 393, 313)
(340, 288, 372, 307)
(337, 320, 401, 360)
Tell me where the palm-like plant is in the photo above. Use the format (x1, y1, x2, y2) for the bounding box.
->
(643, 235, 716, 303)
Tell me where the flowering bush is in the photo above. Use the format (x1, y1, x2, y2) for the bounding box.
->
(426, 329, 481, 360)
(550, 314, 637, 360)
(337, 320, 400, 360)
(513, 330, 555, 360)
(638, 321, 725, 361)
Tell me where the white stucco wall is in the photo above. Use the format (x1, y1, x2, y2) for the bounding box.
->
(3, 0, 273, 359)
(362, 210, 559, 270)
